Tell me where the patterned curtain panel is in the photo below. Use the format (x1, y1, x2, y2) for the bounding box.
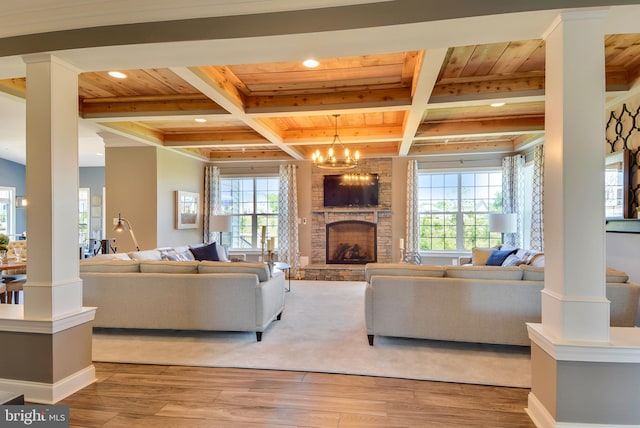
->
(203, 165, 220, 243)
(278, 164, 300, 277)
(405, 160, 420, 256)
(529, 145, 545, 251)
(502, 154, 525, 247)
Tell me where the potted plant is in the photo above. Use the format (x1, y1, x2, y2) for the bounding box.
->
(0, 233, 8, 252)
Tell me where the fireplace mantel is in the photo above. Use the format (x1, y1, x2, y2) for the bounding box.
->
(313, 208, 391, 224)
(312, 208, 391, 213)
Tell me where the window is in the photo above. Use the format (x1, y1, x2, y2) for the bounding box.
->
(417, 171, 503, 251)
(0, 187, 16, 237)
(219, 177, 279, 249)
(79, 188, 90, 245)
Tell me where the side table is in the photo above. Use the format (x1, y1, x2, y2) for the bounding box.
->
(274, 262, 291, 292)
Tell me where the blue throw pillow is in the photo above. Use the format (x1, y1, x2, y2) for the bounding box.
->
(189, 242, 220, 261)
(485, 249, 517, 266)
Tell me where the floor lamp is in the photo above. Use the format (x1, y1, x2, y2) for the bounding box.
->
(210, 215, 232, 244)
(113, 213, 140, 251)
(488, 213, 517, 245)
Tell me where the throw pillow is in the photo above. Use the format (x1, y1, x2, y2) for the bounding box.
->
(501, 253, 523, 267)
(485, 249, 517, 266)
(471, 247, 493, 266)
(189, 242, 220, 261)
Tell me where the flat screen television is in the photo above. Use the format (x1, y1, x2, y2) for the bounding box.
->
(323, 174, 379, 207)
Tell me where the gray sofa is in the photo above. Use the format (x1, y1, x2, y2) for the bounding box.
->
(364, 263, 640, 346)
(80, 258, 286, 341)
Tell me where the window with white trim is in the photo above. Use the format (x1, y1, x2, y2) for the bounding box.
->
(0, 187, 16, 237)
(79, 188, 90, 245)
(219, 176, 279, 249)
(417, 170, 503, 251)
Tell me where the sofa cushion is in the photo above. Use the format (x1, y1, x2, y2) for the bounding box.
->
(190, 242, 220, 261)
(365, 263, 445, 282)
(80, 260, 140, 273)
(486, 249, 517, 266)
(519, 265, 544, 281)
(198, 261, 270, 282)
(160, 248, 194, 261)
(471, 248, 493, 266)
(87, 253, 132, 261)
(444, 266, 523, 280)
(128, 249, 162, 261)
(529, 254, 545, 267)
(606, 268, 629, 283)
(501, 254, 524, 267)
(139, 260, 199, 274)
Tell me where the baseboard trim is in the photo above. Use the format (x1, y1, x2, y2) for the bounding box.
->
(0, 365, 96, 404)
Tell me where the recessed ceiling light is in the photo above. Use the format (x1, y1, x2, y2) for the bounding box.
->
(194, 118, 207, 123)
(96, 152, 104, 156)
(108, 71, 127, 79)
(303, 58, 319, 68)
(491, 102, 505, 107)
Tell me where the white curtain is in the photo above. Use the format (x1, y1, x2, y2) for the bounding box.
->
(501, 154, 525, 247)
(405, 160, 420, 259)
(529, 144, 544, 251)
(203, 165, 221, 243)
(278, 164, 300, 277)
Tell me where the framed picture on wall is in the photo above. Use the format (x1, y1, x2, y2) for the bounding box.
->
(176, 191, 200, 229)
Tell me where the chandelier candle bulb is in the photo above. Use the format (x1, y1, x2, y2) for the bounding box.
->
(261, 226, 266, 244)
(399, 238, 404, 249)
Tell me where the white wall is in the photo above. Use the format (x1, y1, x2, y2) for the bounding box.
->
(156, 149, 205, 248)
(606, 232, 640, 284)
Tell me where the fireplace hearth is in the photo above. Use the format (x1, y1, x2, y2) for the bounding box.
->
(326, 220, 376, 264)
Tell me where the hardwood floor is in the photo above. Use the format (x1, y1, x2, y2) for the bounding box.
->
(58, 362, 535, 427)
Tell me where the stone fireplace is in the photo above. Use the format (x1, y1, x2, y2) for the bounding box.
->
(305, 158, 392, 281)
(326, 220, 376, 264)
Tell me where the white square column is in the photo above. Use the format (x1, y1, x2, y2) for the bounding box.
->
(527, 9, 640, 428)
(23, 54, 83, 319)
(541, 10, 610, 343)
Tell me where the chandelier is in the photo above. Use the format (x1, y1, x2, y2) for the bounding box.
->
(312, 114, 359, 169)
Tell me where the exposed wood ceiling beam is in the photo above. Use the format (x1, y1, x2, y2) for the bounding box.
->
(399, 48, 449, 156)
(410, 140, 514, 155)
(80, 94, 227, 118)
(415, 115, 544, 139)
(171, 66, 305, 160)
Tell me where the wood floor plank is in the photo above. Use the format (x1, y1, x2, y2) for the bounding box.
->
(58, 363, 535, 427)
(157, 401, 340, 427)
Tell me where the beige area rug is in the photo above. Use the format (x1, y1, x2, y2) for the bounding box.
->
(92, 280, 531, 388)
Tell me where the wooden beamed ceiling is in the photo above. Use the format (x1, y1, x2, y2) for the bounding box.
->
(2, 34, 640, 161)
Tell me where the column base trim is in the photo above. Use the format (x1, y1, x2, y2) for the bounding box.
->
(0, 365, 96, 404)
(527, 323, 640, 363)
(0, 306, 96, 334)
(526, 392, 635, 428)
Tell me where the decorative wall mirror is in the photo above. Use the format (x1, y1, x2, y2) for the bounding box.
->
(605, 149, 630, 218)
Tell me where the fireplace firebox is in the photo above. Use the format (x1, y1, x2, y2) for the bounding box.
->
(326, 220, 376, 264)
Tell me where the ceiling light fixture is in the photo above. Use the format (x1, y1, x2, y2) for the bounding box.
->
(491, 102, 505, 107)
(194, 118, 207, 123)
(303, 58, 319, 68)
(312, 114, 359, 170)
(108, 71, 127, 79)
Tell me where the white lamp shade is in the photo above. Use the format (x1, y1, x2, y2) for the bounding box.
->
(210, 215, 232, 232)
(489, 213, 517, 233)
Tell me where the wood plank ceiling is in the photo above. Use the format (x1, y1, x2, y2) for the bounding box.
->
(2, 34, 640, 162)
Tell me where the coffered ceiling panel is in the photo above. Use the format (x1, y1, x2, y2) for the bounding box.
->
(2, 34, 640, 163)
